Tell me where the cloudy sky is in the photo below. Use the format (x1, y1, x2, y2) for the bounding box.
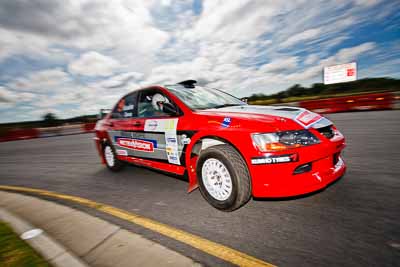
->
(0, 0, 399, 123)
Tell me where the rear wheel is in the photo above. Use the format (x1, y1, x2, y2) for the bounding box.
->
(103, 144, 124, 171)
(197, 144, 251, 211)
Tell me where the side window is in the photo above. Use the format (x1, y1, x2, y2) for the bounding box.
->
(138, 90, 175, 118)
(111, 92, 138, 119)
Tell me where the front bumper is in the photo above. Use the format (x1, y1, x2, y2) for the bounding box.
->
(249, 138, 346, 198)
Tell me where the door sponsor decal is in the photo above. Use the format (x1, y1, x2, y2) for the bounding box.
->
(221, 117, 232, 128)
(180, 134, 191, 145)
(116, 149, 128, 156)
(166, 137, 177, 143)
(165, 131, 180, 165)
(294, 110, 322, 128)
(146, 120, 158, 131)
(144, 119, 178, 132)
(144, 118, 180, 165)
(116, 137, 157, 153)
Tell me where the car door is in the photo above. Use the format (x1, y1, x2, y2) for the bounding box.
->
(107, 91, 143, 158)
(134, 88, 183, 166)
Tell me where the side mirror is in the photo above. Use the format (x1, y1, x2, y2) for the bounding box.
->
(162, 103, 178, 115)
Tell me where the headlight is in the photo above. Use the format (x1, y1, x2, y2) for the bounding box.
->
(252, 130, 320, 152)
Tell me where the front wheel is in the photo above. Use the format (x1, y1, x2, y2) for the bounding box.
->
(197, 144, 251, 211)
(103, 144, 125, 171)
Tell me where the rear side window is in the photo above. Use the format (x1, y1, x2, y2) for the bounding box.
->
(111, 92, 138, 119)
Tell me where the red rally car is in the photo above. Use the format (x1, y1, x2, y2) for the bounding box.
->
(94, 80, 346, 211)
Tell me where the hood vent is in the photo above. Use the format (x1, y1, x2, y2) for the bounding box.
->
(316, 125, 335, 139)
(275, 107, 300, 111)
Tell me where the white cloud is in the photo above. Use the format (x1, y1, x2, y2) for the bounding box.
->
(286, 65, 322, 81)
(68, 52, 120, 77)
(17, 92, 36, 102)
(280, 28, 322, 48)
(0, 87, 35, 108)
(0, 86, 18, 109)
(0, 86, 17, 103)
(353, 0, 381, 7)
(304, 54, 320, 65)
(320, 36, 349, 51)
(186, 0, 297, 44)
(92, 72, 144, 89)
(145, 55, 228, 87)
(335, 42, 376, 62)
(160, 0, 172, 7)
(9, 68, 71, 92)
(0, 1, 170, 72)
(259, 57, 299, 73)
(0, 28, 50, 62)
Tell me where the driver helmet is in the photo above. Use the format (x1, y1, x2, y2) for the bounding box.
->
(152, 93, 169, 111)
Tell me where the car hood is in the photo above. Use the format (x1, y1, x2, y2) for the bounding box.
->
(196, 105, 332, 129)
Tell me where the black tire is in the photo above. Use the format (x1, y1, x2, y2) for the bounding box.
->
(103, 143, 125, 172)
(197, 144, 251, 211)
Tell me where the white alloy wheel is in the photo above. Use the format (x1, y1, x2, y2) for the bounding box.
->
(104, 146, 115, 167)
(201, 158, 233, 201)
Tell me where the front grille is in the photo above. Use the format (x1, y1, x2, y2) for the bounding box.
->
(316, 125, 335, 139)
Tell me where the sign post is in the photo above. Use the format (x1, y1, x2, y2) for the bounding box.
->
(324, 62, 357, 85)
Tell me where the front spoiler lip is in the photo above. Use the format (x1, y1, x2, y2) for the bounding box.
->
(253, 156, 347, 199)
(252, 171, 346, 201)
(270, 158, 347, 199)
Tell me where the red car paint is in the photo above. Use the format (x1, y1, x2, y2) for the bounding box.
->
(95, 85, 346, 198)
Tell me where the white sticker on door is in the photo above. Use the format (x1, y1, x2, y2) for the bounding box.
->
(144, 118, 178, 132)
(165, 131, 180, 165)
(144, 118, 180, 165)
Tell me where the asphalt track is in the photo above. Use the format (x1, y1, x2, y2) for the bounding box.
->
(0, 110, 399, 267)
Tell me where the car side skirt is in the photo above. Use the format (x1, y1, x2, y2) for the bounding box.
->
(117, 155, 186, 175)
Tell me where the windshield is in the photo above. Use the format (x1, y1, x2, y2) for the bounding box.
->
(167, 85, 246, 110)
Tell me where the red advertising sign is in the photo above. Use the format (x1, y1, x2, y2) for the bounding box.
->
(117, 138, 154, 152)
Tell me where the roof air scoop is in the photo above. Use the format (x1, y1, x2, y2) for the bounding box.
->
(177, 80, 197, 88)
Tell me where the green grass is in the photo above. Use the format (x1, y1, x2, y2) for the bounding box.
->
(0, 221, 52, 267)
